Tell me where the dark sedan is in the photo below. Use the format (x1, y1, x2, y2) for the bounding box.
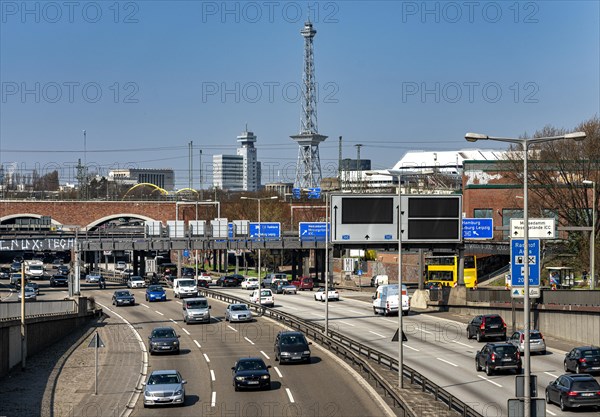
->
(50, 274, 68, 287)
(475, 342, 522, 375)
(148, 327, 180, 355)
(112, 290, 135, 306)
(217, 276, 238, 287)
(274, 331, 312, 364)
(564, 346, 600, 374)
(232, 358, 271, 391)
(546, 374, 600, 411)
(57, 265, 69, 276)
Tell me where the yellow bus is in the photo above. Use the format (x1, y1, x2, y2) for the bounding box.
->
(425, 255, 477, 288)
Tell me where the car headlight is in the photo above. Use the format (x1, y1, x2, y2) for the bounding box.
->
(174, 389, 183, 396)
(235, 376, 245, 381)
(145, 390, 151, 397)
(173, 341, 179, 345)
(260, 375, 270, 380)
(281, 352, 290, 356)
(303, 350, 311, 355)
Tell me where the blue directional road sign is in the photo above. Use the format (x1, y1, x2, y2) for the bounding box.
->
(307, 187, 321, 199)
(511, 239, 540, 287)
(299, 222, 329, 241)
(462, 218, 493, 239)
(183, 249, 190, 257)
(249, 222, 281, 239)
(292, 188, 301, 199)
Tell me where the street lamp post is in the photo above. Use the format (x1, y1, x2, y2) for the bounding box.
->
(241, 196, 278, 288)
(465, 131, 586, 417)
(583, 180, 596, 290)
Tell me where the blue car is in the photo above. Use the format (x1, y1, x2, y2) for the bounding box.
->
(145, 285, 167, 302)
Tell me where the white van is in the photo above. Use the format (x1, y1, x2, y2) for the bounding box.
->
(370, 275, 389, 287)
(173, 278, 198, 298)
(372, 284, 410, 316)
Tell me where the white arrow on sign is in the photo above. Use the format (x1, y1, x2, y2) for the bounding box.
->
(510, 218, 555, 239)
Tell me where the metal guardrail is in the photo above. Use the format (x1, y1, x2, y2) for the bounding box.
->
(200, 288, 482, 417)
(466, 288, 600, 306)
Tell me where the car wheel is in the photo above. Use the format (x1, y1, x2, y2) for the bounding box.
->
(234, 384, 239, 392)
(475, 359, 482, 372)
(373, 307, 378, 315)
(545, 391, 551, 404)
(560, 396, 567, 411)
(183, 316, 187, 324)
(576, 364, 581, 374)
(476, 332, 482, 342)
(564, 361, 569, 372)
(485, 363, 492, 376)
(314, 296, 318, 301)
(466, 329, 471, 339)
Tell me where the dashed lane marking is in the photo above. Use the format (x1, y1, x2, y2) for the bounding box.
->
(210, 370, 215, 381)
(369, 331, 386, 338)
(476, 375, 502, 387)
(274, 367, 282, 378)
(182, 328, 190, 335)
(436, 357, 458, 367)
(140, 303, 150, 309)
(260, 350, 270, 359)
(155, 310, 164, 316)
(194, 340, 201, 349)
(211, 392, 216, 407)
(285, 388, 295, 403)
(203, 353, 210, 362)
(227, 325, 238, 332)
(244, 337, 255, 345)
(403, 344, 420, 352)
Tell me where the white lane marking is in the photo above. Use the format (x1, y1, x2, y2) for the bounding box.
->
(227, 325, 238, 332)
(210, 370, 216, 381)
(546, 409, 557, 416)
(285, 388, 295, 403)
(420, 329, 433, 334)
(310, 312, 322, 317)
(260, 350, 270, 359)
(436, 357, 458, 367)
(182, 328, 190, 335)
(477, 375, 502, 387)
(155, 310, 164, 316)
(403, 344, 420, 352)
(211, 391, 216, 407)
(177, 301, 182, 305)
(169, 318, 176, 323)
(544, 371, 559, 378)
(193, 340, 201, 349)
(244, 337, 255, 345)
(140, 303, 150, 309)
(213, 317, 221, 322)
(369, 331, 386, 338)
(452, 340, 471, 348)
(274, 367, 283, 378)
(337, 320, 355, 327)
(203, 353, 210, 362)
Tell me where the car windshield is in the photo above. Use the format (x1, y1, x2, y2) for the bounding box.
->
(148, 285, 163, 292)
(237, 360, 266, 371)
(582, 349, 600, 358)
(187, 300, 207, 308)
(179, 280, 195, 286)
(260, 290, 271, 297)
(115, 291, 130, 297)
(231, 305, 247, 311)
(148, 373, 180, 385)
(281, 335, 305, 345)
(152, 328, 176, 338)
(572, 380, 600, 391)
(486, 316, 504, 325)
(529, 332, 543, 340)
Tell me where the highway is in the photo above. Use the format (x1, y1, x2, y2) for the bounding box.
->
(0, 277, 396, 417)
(210, 286, 600, 417)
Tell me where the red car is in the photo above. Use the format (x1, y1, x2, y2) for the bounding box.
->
(291, 276, 314, 291)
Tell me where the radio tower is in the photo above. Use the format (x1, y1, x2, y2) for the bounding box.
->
(291, 20, 327, 189)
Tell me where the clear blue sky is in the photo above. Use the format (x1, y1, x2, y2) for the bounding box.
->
(1, 0, 598, 188)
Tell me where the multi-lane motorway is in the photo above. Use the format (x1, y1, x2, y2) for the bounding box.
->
(2, 276, 599, 417)
(1, 278, 395, 417)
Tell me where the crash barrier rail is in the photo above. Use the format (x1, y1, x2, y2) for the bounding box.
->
(0, 299, 77, 321)
(465, 288, 600, 306)
(200, 288, 482, 417)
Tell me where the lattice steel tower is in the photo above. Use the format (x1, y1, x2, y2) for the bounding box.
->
(291, 20, 327, 189)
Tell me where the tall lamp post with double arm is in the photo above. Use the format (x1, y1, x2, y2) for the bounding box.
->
(465, 131, 586, 417)
(583, 180, 596, 290)
(241, 196, 278, 288)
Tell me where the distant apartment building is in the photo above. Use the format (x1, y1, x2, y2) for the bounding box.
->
(213, 129, 261, 191)
(108, 168, 175, 191)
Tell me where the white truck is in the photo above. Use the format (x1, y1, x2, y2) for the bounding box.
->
(24, 260, 44, 279)
(173, 278, 198, 298)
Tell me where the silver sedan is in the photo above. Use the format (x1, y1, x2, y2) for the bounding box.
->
(225, 303, 254, 322)
(143, 370, 186, 407)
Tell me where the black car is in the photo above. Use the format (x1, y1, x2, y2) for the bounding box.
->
(228, 274, 245, 285)
(475, 342, 522, 376)
(181, 267, 195, 277)
(197, 279, 209, 288)
(231, 358, 271, 391)
(50, 274, 68, 287)
(217, 276, 238, 287)
(57, 265, 69, 276)
(148, 327, 180, 355)
(274, 331, 312, 364)
(466, 314, 507, 342)
(545, 374, 600, 411)
(112, 290, 135, 306)
(564, 346, 600, 374)
(0, 267, 10, 279)
(11, 262, 22, 272)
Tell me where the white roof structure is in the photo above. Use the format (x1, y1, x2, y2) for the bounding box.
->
(391, 149, 507, 174)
